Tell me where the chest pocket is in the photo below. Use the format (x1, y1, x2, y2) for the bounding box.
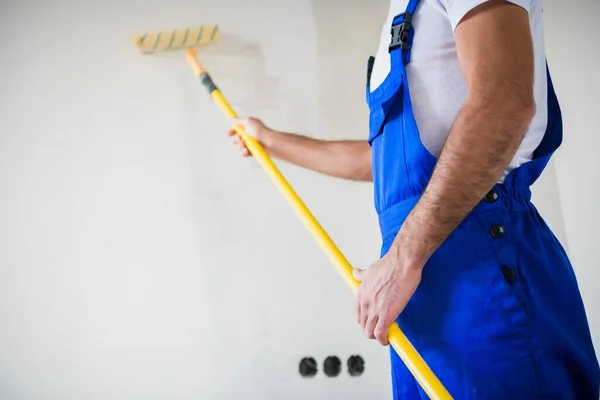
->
(367, 80, 411, 214)
(367, 82, 404, 146)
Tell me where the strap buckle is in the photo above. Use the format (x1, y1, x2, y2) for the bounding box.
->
(388, 12, 413, 53)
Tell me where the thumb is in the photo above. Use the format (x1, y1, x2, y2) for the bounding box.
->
(352, 268, 365, 282)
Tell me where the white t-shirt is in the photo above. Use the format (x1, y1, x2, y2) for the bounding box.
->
(369, 0, 548, 180)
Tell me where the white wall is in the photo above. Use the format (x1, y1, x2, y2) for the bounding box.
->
(542, 0, 600, 358)
(0, 0, 391, 399)
(0, 0, 596, 399)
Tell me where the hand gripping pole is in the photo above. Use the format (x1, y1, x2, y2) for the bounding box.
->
(185, 49, 452, 400)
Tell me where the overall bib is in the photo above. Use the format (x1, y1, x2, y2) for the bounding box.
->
(366, 0, 600, 398)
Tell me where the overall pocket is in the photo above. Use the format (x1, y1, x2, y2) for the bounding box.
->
(367, 80, 404, 145)
(469, 213, 530, 331)
(368, 84, 407, 214)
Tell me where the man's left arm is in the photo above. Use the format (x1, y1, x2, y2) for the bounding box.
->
(354, 0, 536, 345)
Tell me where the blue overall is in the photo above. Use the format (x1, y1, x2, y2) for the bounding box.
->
(366, 1, 600, 398)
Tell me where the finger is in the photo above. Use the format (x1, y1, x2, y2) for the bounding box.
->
(352, 268, 365, 282)
(365, 316, 378, 340)
(240, 148, 250, 157)
(359, 300, 369, 330)
(228, 129, 237, 137)
(374, 316, 392, 346)
(237, 141, 246, 151)
(233, 135, 240, 144)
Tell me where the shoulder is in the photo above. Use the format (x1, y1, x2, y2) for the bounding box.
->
(437, 0, 533, 31)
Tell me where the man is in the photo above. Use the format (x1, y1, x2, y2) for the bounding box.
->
(228, 0, 599, 398)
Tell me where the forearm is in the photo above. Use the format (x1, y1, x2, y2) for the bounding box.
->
(390, 95, 535, 266)
(262, 130, 372, 181)
(385, 1, 536, 267)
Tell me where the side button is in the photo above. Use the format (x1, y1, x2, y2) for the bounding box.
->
(501, 266, 516, 283)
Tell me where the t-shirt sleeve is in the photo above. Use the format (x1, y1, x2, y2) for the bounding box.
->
(440, 0, 531, 31)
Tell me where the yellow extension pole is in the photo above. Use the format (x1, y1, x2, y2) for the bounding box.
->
(185, 49, 452, 400)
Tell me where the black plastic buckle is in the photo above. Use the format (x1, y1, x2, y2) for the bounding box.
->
(388, 12, 413, 53)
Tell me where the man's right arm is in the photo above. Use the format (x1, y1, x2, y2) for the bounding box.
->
(229, 117, 372, 182)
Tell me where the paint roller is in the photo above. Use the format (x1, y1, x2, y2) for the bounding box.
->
(134, 25, 452, 400)
(134, 25, 220, 53)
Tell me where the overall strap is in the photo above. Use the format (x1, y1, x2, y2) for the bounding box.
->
(389, 0, 421, 65)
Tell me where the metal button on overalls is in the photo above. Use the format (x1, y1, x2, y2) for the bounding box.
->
(490, 224, 505, 238)
(502, 266, 516, 283)
(484, 189, 499, 203)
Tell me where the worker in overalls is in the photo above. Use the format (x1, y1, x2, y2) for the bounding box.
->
(229, 0, 600, 397)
